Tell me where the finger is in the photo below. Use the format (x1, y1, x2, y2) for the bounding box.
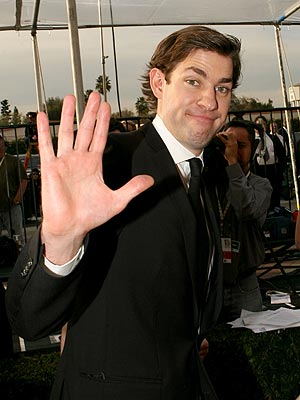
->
(89, 101, 111, 154)
(37, 111, 55, 168)
(112, 175, 155, 215)
(57, 95, 77, 157)
(74, 92, 101, 151)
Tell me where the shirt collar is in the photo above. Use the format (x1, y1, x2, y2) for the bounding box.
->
(152, 114, 203, 165)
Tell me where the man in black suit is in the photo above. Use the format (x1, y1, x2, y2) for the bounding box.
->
(6, 26, 241, 399)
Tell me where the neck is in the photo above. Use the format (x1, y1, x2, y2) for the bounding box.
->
(241, 163, 250, 175)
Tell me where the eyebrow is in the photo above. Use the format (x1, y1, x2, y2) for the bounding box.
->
(186, 66, 233, 84)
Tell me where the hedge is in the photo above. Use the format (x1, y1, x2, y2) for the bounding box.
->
(205, 324, 300, 400)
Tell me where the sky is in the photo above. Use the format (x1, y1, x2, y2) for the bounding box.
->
(0, 24, 299, 116)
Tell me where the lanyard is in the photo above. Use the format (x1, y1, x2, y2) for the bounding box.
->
(215, 187, 231, 235)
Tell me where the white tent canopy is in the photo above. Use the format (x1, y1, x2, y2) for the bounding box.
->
(1, 0, 300, 31)
(1, 0, 300, 206)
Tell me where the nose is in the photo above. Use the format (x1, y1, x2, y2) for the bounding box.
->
(197, 86, 218, 111)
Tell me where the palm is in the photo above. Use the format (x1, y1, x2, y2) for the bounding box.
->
(41, 150, 114, 236)
(38, 93, 154, 263)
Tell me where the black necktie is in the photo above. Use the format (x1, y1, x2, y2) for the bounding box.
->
(188, 158, 203, 219)
(188, 158, 210, 304)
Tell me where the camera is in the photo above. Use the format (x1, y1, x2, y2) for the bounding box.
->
(211, 135, 226, 153)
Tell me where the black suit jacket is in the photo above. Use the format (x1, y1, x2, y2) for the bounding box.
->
(6, 122, 222, 400)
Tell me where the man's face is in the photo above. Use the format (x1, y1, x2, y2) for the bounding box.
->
(151, 49, 233, 155)
(226, 126, 252, 171)
(270, 122, 278, 134)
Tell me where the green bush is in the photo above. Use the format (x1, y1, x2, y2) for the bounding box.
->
(0, 351, 60, 400)
(205, 324, 300, 400)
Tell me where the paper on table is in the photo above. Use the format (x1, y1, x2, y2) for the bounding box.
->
(228, 308, 300, 333)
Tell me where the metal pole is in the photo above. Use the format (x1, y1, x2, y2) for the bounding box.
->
(30, 0, 43, 112)
(31, 34, 44, 112)
(98, 0, 107, 101)
(109, 0, 122, 116)
(66, 0, 85, 124)
(274, 24, 299, 208)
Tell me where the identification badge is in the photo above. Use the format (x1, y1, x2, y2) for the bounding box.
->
(221, 237, 232, 264)
(231, 240, 240, 253)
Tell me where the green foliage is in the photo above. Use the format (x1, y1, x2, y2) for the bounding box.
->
(0, 99, 12, 125)
(205, 324, 300, 400)
(230, 94, 274, 112)
(95, 75, 111, 95)
(0, 351, 60, 399)
(46, 97, 63, 121)
(111, 108, 134, 118)
(84, 89, 93, 104)
(135, 96, 149, 117)
(11, 107, 22, 125)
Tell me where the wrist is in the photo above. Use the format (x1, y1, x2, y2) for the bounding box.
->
(41, 225, 85, 266)
(227, 157, 238, 166)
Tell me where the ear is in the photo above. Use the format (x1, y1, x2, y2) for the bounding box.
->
(149, 68, 165, 100)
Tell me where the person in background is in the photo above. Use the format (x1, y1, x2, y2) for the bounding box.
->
(109, 117, 127, 133)
(27, 168, 42, 221)
(0, 134, 27, 242)
(122, 120, 137, 132)
(254, 115, 286, 209)
(204, 120, 272, 321)
(24, 111, 38, 150)
(6, 25, 241, 400)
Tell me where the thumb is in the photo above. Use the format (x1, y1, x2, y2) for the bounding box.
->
(113, 175, 154, 214)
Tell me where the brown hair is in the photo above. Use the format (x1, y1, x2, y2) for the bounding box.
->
(141, 25, 241, 111)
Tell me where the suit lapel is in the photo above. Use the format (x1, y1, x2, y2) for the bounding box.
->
(142, 123, 202, 326)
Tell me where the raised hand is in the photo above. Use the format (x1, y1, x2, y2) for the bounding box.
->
(38, 92, 154, 265)
(216, 130, 238, 166)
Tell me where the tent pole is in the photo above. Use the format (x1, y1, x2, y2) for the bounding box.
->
(66, 0, 85, 124)
(30, 0, 43, 112)
(98, 0, 107, 101)
(31, 34, 44, 112)
(109, 0, 122, 116)
(274, 24, 299, 209)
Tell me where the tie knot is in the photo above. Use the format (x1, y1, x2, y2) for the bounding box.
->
(189, 158, 202, 177)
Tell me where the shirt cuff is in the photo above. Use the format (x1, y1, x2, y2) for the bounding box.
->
(44, 245, 84, 276)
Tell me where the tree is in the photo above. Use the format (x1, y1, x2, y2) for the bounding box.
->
(135, 97, 149, 117)
(11, 106, 22, 125)
(46, 97, 64, 121)
(0, 99, 11, 125)
(230, 94, 273, 112)
(95, 75, 111, 95)
(84, 89, 93, 104)
(111, 108, 134, 118)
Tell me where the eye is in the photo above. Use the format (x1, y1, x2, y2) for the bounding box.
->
(186, 79, 199, 87)
(215, 86, 231, 95)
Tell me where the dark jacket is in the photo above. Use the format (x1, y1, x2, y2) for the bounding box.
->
(6, 122, 222, 400)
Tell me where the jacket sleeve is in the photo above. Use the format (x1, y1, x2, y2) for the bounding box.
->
(5, 229, 85, 341)
(226, 163, 272, 226)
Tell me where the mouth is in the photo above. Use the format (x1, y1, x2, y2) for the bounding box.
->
(186, 112, 216, 123)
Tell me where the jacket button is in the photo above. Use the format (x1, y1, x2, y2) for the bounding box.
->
(21, 259, 33, 278)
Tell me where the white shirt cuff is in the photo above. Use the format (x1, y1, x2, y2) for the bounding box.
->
(44, 245, 84, 276)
